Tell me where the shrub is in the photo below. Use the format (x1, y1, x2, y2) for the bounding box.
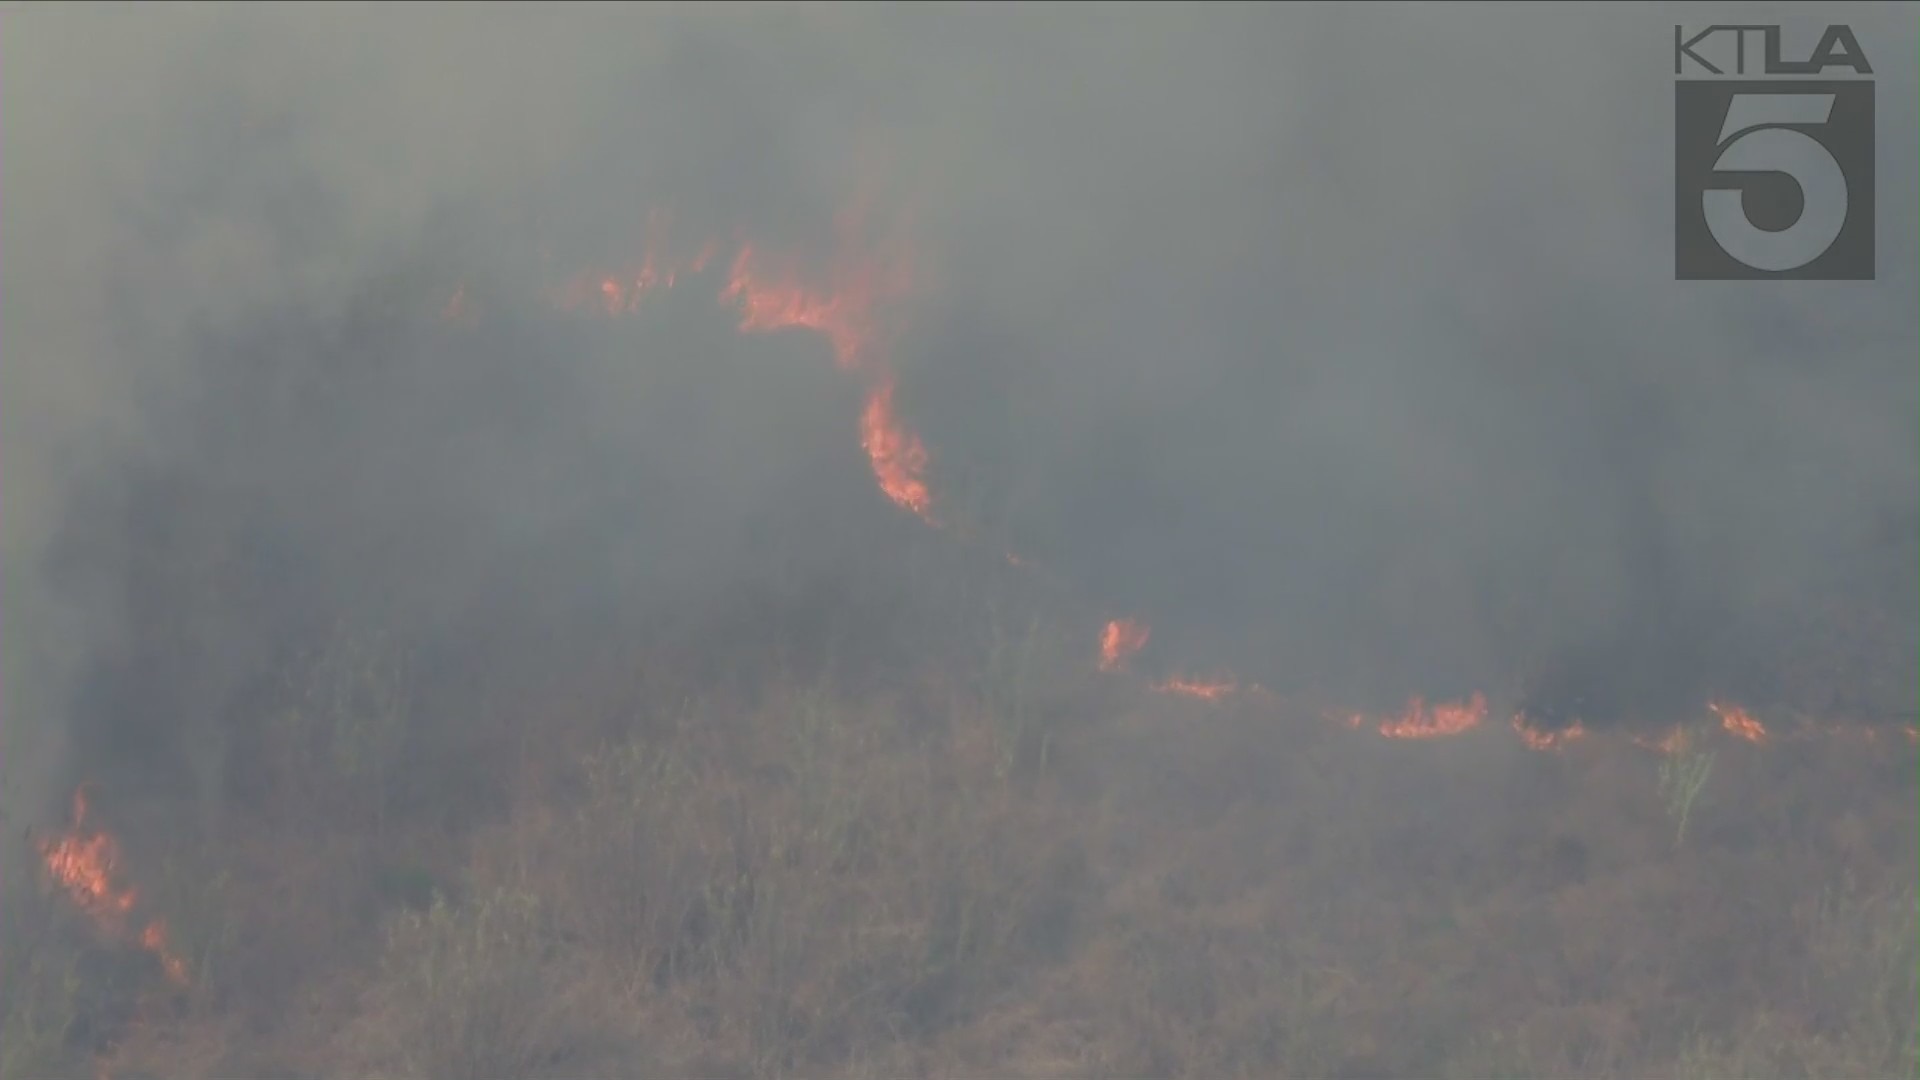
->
(357, 888, 580, 1080)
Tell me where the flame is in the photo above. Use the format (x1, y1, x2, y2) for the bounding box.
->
(37, 788, 190, 987)
(1099, 618, 1151, 672)
(536, 210, 718, 316)
(1371, 693, 1489, 739)
(1512, 713, 1587, 751)
(38, 789, 136, 926)
(725, 243, 874, 372)
(722, 211, 927, 522)
(1709, 701, 1767, 744)
(1152, 676, 1239, 701)
(454, 195, 1915, 763)
(140, 922, 190, 986)
(524, 205, 935, 525)
(552, 262, 683, 316)
(858, 374, 932, 517)
(636, 205, 679, 294)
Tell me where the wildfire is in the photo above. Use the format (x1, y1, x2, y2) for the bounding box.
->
(508, 203, 935, 525)
(725, 243, 875, 372)
(37, 787, 190, 987)
(1362, 693, 1490, 739)
(1152, 676, 1239, 702)
(443, 193, 1912, 766)
(857, 374, 933, 517)
(723, 210, 927, 523)
(1099, 618, 1151, 672)
(141, 923, 190, 986)
(1709, 701, 1767, 743)
(1512, 713, 1588, 751)
(544, 208, 720, 316)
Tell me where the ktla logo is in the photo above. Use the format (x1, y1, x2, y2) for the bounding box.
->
(1674, 24, 1875, 280)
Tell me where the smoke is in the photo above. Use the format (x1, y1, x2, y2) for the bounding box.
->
(885, 2, 1920, 713)
(4, 4, 1915, 868)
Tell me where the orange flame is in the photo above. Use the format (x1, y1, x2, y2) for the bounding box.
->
(140, 922, 190, 986)
(542, 208, 713, 316)
(1709, 701, 1767, 744)
(529, 204, 934, 526)
(725, 243, 875, 372)
(1512, 713, 1587, 751)
(1370, 693, 1489, 739)
(858, 374, 932, 517)
(37, 788, 190, 987)
(551, 262, 685, 316)
(720, 211, 930, 524)
(1099, 618, 1151, 672)
(454, 197, 1917, 763)
(1152, 676, 1238, 701)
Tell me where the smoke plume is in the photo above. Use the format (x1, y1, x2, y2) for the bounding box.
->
(5, 4, 1914, 883)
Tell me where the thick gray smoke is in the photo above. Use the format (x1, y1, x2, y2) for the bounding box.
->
(5, 4, 1915, 868)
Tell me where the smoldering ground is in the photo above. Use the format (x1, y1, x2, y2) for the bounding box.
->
(4, 3, 1915, 882)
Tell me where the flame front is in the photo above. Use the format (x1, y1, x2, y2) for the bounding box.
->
(1152, 676, 1239, 702)
(515, 204, 934, 525)
(38, 788, 190, 987)
(725, 243, 876, 372)
(548, 208, 716, 316)
(1512, 713, 1587, 751)
(1709, 701, 1767, 743)
(447, 198, 1909, 762)
(140, 922, 190, 986)
(858, 375, 932, 517)
(723, 215, 927, 523)
(1100, 618, 1150, 672)
(1368, 693, 1490, 739)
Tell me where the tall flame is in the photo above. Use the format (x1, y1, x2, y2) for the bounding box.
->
(1100, 618, 1151, 672)
(857, 374, 932, 517)
(722, 212, 927, 523)
(37, 788, 190, 987)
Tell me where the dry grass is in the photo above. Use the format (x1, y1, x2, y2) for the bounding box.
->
(8, 619, 1916, 1080)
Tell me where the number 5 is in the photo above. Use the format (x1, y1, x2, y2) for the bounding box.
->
(1702, 93, 1848, 273)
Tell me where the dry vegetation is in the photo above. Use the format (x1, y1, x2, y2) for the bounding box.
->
(11, 7, 1920, 1076)
(5, 591, 1914, 1080)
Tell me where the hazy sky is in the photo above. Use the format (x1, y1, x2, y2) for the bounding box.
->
(5, 4, 1916, 838)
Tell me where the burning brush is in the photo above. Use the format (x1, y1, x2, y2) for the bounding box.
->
(34, 786, 189, 988)
(454, 196, 1913, 759)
